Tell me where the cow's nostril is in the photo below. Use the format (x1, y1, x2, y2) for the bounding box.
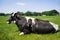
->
(13, 21, 16, 23)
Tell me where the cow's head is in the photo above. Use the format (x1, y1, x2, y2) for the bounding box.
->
(7, 13, 20, 24)
(7, 13, 15, 24)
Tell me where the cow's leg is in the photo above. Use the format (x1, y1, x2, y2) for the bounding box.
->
(19, 32, 24, 35)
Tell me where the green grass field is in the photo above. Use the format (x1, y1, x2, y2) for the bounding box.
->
(0, 16, 60, 40)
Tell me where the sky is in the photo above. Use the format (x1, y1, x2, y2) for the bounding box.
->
(0, 0, 60, 13)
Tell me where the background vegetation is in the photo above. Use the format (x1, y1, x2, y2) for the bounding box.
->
(0, 16, 60, 40)
(0, 9, 59, 16)
(0, 9, 60, 40)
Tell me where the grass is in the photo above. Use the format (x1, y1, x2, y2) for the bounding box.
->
(0, 16, 60, 40)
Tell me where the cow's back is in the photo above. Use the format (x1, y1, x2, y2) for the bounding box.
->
(32, 19, 55, 33)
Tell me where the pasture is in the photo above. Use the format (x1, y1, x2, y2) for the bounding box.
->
(0, 16, 60, 40)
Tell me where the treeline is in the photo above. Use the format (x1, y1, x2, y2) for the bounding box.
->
(0, 13, 10, 16)
(0, 10, 59, 16)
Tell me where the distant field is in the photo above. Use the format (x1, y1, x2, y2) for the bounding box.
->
(0, 16, 60, 40)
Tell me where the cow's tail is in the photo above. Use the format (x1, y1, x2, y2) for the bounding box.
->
(49, 22, 58, 32)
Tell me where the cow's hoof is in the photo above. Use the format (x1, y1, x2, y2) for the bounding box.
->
(19, 32, 24, 35)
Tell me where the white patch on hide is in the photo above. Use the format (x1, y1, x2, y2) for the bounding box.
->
(49, 22, 58, 31)
(25, 17, 35, 24)
(19, 32, 24, 35)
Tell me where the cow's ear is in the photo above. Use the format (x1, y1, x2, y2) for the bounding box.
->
(11, 12, 15, 16)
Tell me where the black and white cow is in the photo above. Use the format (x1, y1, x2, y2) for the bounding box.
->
(7, 13, 58, 35)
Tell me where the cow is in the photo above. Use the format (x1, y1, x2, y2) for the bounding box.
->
(7, 13, 58, 35)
